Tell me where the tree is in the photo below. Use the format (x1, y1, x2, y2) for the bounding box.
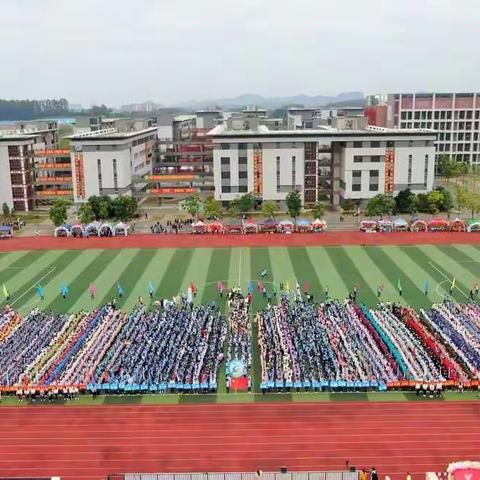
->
(183, 193, 201, 218)
(365, 194, 395, 218)
(78, 203, 95, 224)
(416, 193, 432, 213)
(311, 201, 326, 219)
(434, 187, 454, 212)
(204, 197, 223, 219)
(438, 155, 470, 178)
(237, 193, 255, 214)
(286, 190, 302, 221)
(49, 199, 69, 227)
(427, 190, 444, 214)
(112, 196, 138, 221)
(456, 187, 480, 218)
(227, 200, 240, 218)
(88, 195, 112, 220)
(2, 202, 10, 217)
(261, 200, 278, 218)
(395, 189, 417, 214)
(341, 199, 357, 212)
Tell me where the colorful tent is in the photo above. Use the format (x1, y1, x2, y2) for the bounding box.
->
(258, 217, 278, 232)
(450, 218, 466, 232)
(428, 217, 450, 232)
(54, 224, 70, 238)
(296, 218, 311, 232)
(360, 220, 377, 232)
(71, 224, 86, 237)
(311, 218, 327, 232)
(99, 223, 115, 237)
(378, 219, 393, 232)
(225, 218, 243, 233)
(392, 217, 408, 231)
(114, 222, 130, 236)
(192, 220, 207, 234)
(243, 218, 258, 234)
(0, 225, 13, 239)
(207, 221, 224, 234)
(411, 219, 428, 232)
(278, 219, 295, 233)
(86, 221, 102, 236)
(467, 219, 480, 232)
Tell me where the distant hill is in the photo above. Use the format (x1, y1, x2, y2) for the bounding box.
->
(174, 92, 364, 110)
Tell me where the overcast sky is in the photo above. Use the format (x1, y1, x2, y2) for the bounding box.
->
(1, 0, 478, 106)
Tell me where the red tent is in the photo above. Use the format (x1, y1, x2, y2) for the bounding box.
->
(243, 219, 258, 234)
(360, 220, 377, 232)
(411, 219, 428, 232)
(207, 221, 224, 234)
(450, 218, 466, 232)
(311, 218, 327, 232)
(428, 217, 450, 232)
(192, 220, 207, 234)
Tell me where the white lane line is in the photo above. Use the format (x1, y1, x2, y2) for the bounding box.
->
(10, 267, 57, 307)
(427, 261, 469, 299)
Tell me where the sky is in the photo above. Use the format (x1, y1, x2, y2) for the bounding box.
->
(0, 0, 478, 107)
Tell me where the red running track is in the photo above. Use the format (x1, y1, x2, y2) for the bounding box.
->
(0, 402, 479, 480)
(1, 232, 480, 251)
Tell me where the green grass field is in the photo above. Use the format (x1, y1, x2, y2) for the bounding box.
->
(1, 244, 480, 314)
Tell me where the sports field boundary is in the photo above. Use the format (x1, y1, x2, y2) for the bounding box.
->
(2, 231, 480, 252)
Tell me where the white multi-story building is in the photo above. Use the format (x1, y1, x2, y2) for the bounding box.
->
(366, 92, 480, 166)
(209, 125, 436, 206)
(69, 127, 157, 202)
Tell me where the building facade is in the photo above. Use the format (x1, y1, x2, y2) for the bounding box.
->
(69, 128, 157, 203)
(209, 126, 436, 206)
(366, 92, 480, 166)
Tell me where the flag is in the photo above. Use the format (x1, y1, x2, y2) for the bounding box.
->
(117, 283, 125, 296)
(248, 281, 255, 294)
(190, 282, 197, 293)
(148, 281, 155, 294)
(89, 283, 97, 296)
(451, 277, 456, 289)
(285, 281, 290, 292)
(304, 281, 310, 293)
(2, 284, 9, 298)
(424, 280, 429, 293)
(397, 278, 402, 291)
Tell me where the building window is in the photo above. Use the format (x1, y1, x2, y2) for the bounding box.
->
(221, 186, 231, 193)
(424, 154, 429, 187)
(369, 184, 379, 192)
(238, 185, 248, 193)
(370, 141, 380, 148)
(97, 159, 103, 194)
(220, 157, 230, 166)
(238, 157, 248, 165)
(238, 171, 248, 179)
(369, 170, 379, 178)
(352, 170, 362, 178)
(352, 184, 361, 192)
(220, 143, 230, 150)
(238, 143, 247, 150)
(276, 156, 281, 192)
(113, 159, 118, 194)
(353, 141, 363, 148)
(407, 154, 413, 185)
(221, 171, 230, 179)
(371, 155, 381, 162)
(354, 155, 363, 163)
(292, 156, 296, 187)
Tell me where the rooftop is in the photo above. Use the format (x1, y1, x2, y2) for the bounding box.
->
(67, 127, 158, 141)
(173, 115, 196, 122)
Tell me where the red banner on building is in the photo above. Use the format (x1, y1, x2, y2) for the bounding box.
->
(149, 187, 196, 194)
(384, 148, 395, 193)
(35, 162, 71, 169)
(74, 152, 86, 199)
(148, 175, 195, 181)
(253, 147, 263, 195)
(36, 190, 73, 196)
(34, 149, 70, 157)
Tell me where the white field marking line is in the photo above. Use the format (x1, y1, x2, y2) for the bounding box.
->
(9, 267, 56, 307)
(427, 261, 469, 299)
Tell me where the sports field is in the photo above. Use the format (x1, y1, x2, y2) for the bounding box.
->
(1, 243, 480, 314)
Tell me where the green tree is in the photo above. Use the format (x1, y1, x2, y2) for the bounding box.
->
(434, 187, 454, 212)
(227, 199, 240, 218)
(261, 200, 278, 218)
(438, 155, 470, 177)
(2, 202, 10, 217)
(49, 199, 69, 227)
(204, 197, 223, 219)
(183, 193, 201, 218)
(341, 199, 357, 213)
(427, 190, 444, 214)
(365, 194, 395, 218)
(457, 188, 480, 218)
(416, 193, 432, 213)
(88, 195, 112, 220)
(395, 189, 417, 214)
(237, 193, 255, 214)
(286, 190, 302, 221)
(112, 196, 138, 221)
(311, 201, 326, 219)
(78, 203, 95, 224)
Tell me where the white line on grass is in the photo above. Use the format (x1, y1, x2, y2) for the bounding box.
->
(427, 261, 469, 299)
(10, 267, 57, 307)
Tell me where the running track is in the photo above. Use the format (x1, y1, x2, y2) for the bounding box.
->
(0, 402, 479, 479)
(1, 231, 480, 251)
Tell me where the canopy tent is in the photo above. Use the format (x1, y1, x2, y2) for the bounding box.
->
(86, 221, 102, 236)
(392, 217, 408, 231)
(450, 218, 466, 232)
(428, 217, 450, 232)
(360, 220, 377, 232)
(207, 221, 224, 234)
(70, 224, 85, 238)
(225, 218, 243, 233)
(243, 218, 258, 234)
(278, 219, 295, 233)
(114, 222, 130, 236)
(311, 218, 327, 232)
(0, 226, 13, 239)
(54, 224, 71, 238)
(378, 219, 393, 232)
(467, 219, 480, 232)
(99, 223, 115, 237)
(411, 219, 428, 232)
(192, 220, 207, 234)
(296, 218, 311, 232)
(258, 217, 278, 232)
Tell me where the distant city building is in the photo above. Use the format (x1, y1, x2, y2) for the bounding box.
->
(366, 92, 480, 166)
(288, 106, 365, 130)
(74, 116, 157, 135)
(209, 124, 436, 206)
(119, 101, 162, 113)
